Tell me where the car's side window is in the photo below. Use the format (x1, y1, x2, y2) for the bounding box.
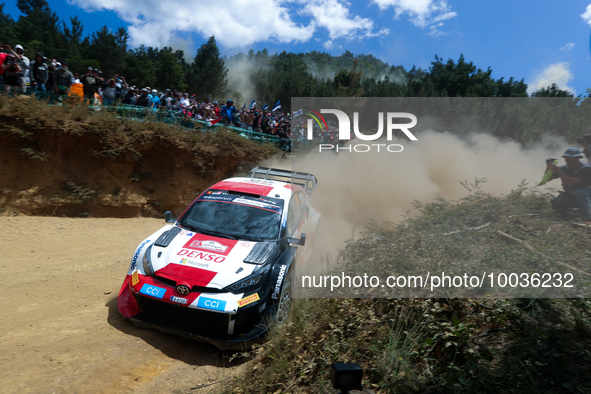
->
(287, 193, 302, 235)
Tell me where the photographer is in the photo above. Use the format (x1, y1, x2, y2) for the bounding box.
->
(2, 52, 23, 94)
(545, 148, 591, 222)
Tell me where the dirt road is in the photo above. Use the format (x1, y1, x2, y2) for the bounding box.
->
(0, 216, 245, 394)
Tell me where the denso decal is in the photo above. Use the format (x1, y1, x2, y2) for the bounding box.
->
(183, 234, 237, 256)
(238, 293, 260, 307)
(176, 249, 226, 263)
(170, 296, 188, 304)
(197, 297, 227, 311)
(178, 258, 210, 269)
(272, 265, 287, 300)
(139, 284, 166, 299)
(130, 239, 151, 271)
(131, 271, 139, 286)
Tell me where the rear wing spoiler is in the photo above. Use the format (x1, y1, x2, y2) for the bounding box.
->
(249, 166, 318, 195)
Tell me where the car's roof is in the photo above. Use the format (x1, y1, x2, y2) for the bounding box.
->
(210, 177, 304, 203)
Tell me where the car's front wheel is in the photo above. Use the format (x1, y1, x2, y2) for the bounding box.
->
(273, 268, 292, 327)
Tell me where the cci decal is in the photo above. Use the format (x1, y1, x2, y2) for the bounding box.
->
(272, 265, 287, 300)
(131, 271, 139, 286)
(130, 239, 151, 271)
(238, 293, 260, 307)
(197, 297, 226, 312)
(139, 284, 166, 299)
(176, 250, 225, 263)
(170, 296, 188, 304)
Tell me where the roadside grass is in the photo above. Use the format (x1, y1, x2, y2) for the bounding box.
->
(219, 184, 591, 394)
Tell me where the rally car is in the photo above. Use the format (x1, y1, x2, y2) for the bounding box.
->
(117, 167, 319, 350)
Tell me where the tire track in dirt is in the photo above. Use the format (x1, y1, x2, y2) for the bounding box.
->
(0, 216, 246, 394)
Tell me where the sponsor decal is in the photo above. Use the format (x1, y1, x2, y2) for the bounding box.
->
(170, 296, 188, 304)
(271, 265, 287, 300)
(206, 191, 213, 194)
(139, 284, 166, 299)
(190, 240, 228, 253)
(234, 198, 278, 210)
(258, 301, 267, 313)
(201, 195, 233, 202)
(180, 230, 194, 236)
(183, 234, 237, 256)
(178, 258, 210, 269)
(246, 179, 274, 184)
(238, 293, 260, 307)
(177, 249, 226, 263)
(198, 193, 282, 214)
(241, 242, 250, 247)
(130, 239, 151, 271)
(235, 267, 244, 274)
(131, 271, 139, 286)
(197, 297, 227, 312)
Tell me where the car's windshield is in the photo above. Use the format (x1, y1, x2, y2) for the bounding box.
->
(179, 190, 284, 241)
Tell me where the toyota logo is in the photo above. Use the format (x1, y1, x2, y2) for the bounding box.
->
(176, 285, 190, 296)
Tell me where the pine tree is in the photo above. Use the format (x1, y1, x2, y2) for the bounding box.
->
(188, 36, 228, 100)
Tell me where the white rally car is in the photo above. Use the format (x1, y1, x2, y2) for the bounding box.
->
(117, 167, 319, 350)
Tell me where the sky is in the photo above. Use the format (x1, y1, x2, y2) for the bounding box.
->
(4, 0, 591, 95)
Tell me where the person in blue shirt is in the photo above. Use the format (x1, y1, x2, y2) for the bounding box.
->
(221, 99, 237, 125)
(150, 89, 161, 110)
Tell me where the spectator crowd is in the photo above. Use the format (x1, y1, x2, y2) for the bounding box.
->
(0, 43, 292, 139)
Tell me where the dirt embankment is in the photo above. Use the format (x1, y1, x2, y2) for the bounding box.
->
(0, 95, 279, 218)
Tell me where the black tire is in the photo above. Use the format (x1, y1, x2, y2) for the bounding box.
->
(273, 268, 292, 326)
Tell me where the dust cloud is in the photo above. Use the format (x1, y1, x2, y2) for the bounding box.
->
(265, 131, 570, 269)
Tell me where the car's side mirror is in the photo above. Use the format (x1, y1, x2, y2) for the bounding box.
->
(164, 211, 177, 223)
(288, 233, 306, 246)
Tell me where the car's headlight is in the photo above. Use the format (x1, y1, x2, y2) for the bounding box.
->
(229, 273, 264, 293)
(142, 245, 155, 276)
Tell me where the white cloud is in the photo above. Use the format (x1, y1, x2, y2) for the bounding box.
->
(559, 42, 575, 51)
(371, 0, 456, 30)
(69, 0, 389, 50)
(69, 0, 316, 48)
(300, 0, 388, 40)
(528, 63, 575, 95)
(581, 4, 591, 26)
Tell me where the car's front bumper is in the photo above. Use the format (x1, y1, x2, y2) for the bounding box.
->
(118, 276, 273, 351)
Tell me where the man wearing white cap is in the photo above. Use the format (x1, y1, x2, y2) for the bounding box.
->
(14, 44, 29, 92)
(546, 147, 591, 222)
